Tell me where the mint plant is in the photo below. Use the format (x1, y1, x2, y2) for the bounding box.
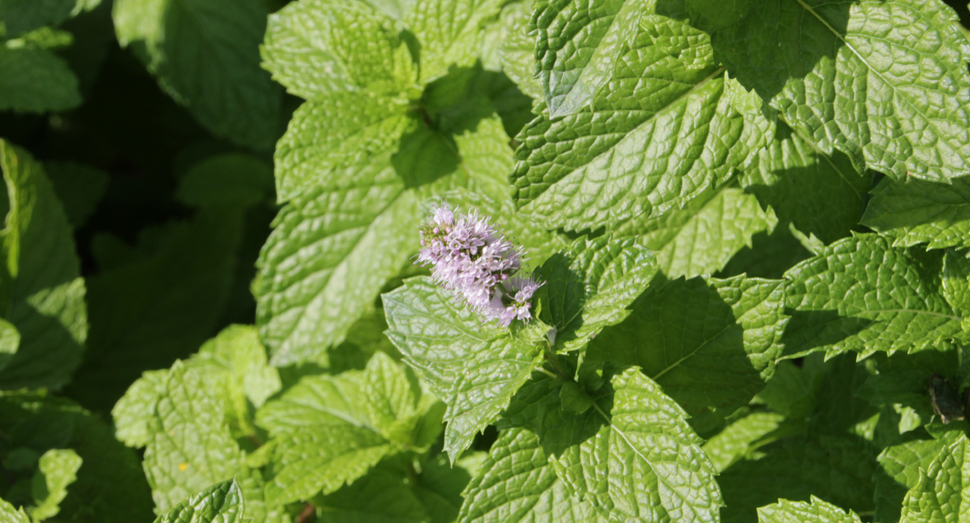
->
(2, 0, 970, 521)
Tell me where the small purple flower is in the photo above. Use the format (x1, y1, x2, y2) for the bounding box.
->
(482, 276, 544, 327)
(417, 204, 541, 326)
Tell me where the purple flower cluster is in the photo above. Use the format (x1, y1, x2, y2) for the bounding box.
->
(417, 204, 542, 326)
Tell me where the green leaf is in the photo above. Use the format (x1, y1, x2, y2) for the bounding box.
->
(256, 359, 434, 504)
(0, 390, 155, 523)
(44, 161, 109, 229)
(535, 236, 658, 353)
(174, 154, 273, 210)
(111, 369, 167, 448)
(404, 0, 504, 85)
(112, 0, 283, 149)
(876, 435, 955, 523)
(857, 344, 959, 425)
(0, 46, 81, 113)
(0, 498, 29, 523)
(196, 325, 281, 411)
(314, 463, 431, 523)
(589, 275, 788, 426)
(383, 277, 545, 461)
(256, 162, 421, 365)
(504, 369, 723, 520)
(863, 176, 970, 251)
(310, 453, 477, 523)
(719, 436, 879, 523)
(616, 186, 777, 278)
(259, 95, 513, 365)
(0, 0, 78, 37)
(68, 208, 245, 411)
(757, 497, 861, 523)
(512, 12, 768, 232)
(152, 479, 244, 523)
(686, 0, 756, 34)
(363, 351, 423, 444)
(719, 226, 813, 280)
(113, 325, 281, 449)
(497, 1, 542, 99)
(29, 448, 82, 521)
(782, 234, 966, 359)
(702, 411, 786, 472)
(605, 368, 723, 520)
(458, 428, 606, 523)
(278, 93, 412, 203)
(899, 434, 970, 523)
(711, 0, 970, 182)
(0, 139, 86, 390)
(261, 0, 416, 100)
(0, 318, 19, 369)
(943, 251, 970, 315)
(143, 363, 244, 512)
(740, 122, 869, 245)
(531, 0, 649, 116)
(265, 426, 394, 506)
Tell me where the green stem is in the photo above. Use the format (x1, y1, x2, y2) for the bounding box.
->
(543, 345, 570, 381)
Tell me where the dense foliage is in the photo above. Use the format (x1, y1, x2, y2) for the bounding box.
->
(3, 0, 970, 521)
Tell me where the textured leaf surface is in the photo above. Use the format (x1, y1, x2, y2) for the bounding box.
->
(458, 428, 605, 523)
(531, 0, 648, 116)
(271, 87, 413, 202)
(702, 411, 785, 472)
(899, 434, 970, 523)
(112, 369, 167, 448)
(712, 0, 970, 182)
(0, 498, 29, 523)
(112, 0, 282, 149)
(757, 497, 861, 523)
(259, 99, 512, 365)
(534, 236, 657, 353)
(719, 436, 878, 523)
(153, 479, 244, 523)
(942, 251, 970, 315)
(617, 186, 777, 278)
(405, 0, 504, 84)
(720, 226, 813, 281)
(498, 1, 541, 99)
(262, 0, 416, 101)
(741, 122, 868, 245)
(0, 390, 154, 523)
(30, 448, 82, 521)
(512, 12, 768, 231)
(782, 234, 965, 358)
(590, 275, 788, 424)
(313, 454, 479, 523)
(0, 47, 81, 112)
(863, 176, 970, 251)
(257, 356, 435, 504)
(0, 139, 86, 390)
(143, 363, 244, 512)
(876, 436, 953, 523)
(314, 464, 431, 523)
(686, 0, 756, 34)
(384, 277, 544, 460)
(265, 426, 393, 505)
(504, 369, 723, 520)
(605, 368, 723, 520)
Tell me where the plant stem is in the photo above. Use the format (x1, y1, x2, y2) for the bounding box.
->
(296, 503, 316, 523)
(543, 345, 569, 381)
